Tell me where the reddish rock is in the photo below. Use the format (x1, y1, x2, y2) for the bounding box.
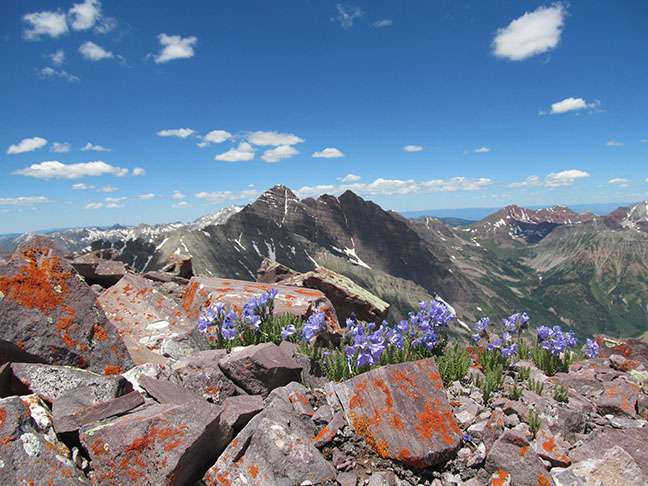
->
(98, 272, 209, 365)
(314, 411, 346, 448)
(335, 358, 461, 467)
(596, 378, 641, 417)
(569, 427, 648, 473)
(69, 252, 127, 288)
(218, 342, 302, 398)
(0, 235, 133, 373)
(595, 334, 648, 368)
(0, 338, 46, 366)
(161, 254, 194, 279)
(256, 258, 299, 283)
(80, 401, 232, 486)
(182, 276, 340, 331)
(220, 394, 264, 430)
(534, 428, 571, 467)
(170, 353, 241, 404)
(138, 374, 205, 404)
(0, 395, 91, 485)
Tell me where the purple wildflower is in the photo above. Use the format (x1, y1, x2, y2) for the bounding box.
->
(584, 338, 599, 358)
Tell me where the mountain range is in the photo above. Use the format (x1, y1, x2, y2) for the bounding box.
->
(2, 186, 646, 341)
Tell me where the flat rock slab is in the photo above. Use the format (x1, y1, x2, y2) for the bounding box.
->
(0, 395, 91, 485)
(11, 362, 131, 403)
(485, 429, 555, 486)
(596, 379, 642, 417)
(335, 358, 461, 468)
(534, 428, 571, 467)
(69, 253, 127, 288)
(138, 375, 205, 404)
(569, 427, 648, 475)
(552, 445, 646, 486)
(220, 394, 264, 430)
(170, 350, 240, 404)
(202, 398, 336, 486)
(80, 401, 232, 486)
(0, 235, 133, 374)
(98, 273, 209, 365)
(182, 276, 340, 330)
(218, 342, 302, 398)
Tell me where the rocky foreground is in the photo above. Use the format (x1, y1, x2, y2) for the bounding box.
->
(1, 235, 647, 486)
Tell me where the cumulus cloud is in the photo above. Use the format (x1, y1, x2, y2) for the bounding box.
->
(172, 190, 186, 199)
(72, 183, 118, 192)
(334, 4, 364, 28)
(50, 142, 70, 153)
(73, 183, 94, 190)
(79, 41, 114, 61)
(544, 169, 590, 187)
(105, 196, 126, 202)
(36, 67, 79, 82)
(608, 178, 630, 184)
(68, 0, 102, 31)
(81, 142, 111, 152)
(197, 130, 232, 147)
(313, 148, 345, 158)
(338, 174, 361, 182)
(539, 97, 600, 115)
(403, 145, 423, 152)
(195, 189, 260, 204)
(97, 185, 118, 192)
(373, 20, 393, 28)
(172, 201, 190, 208)
(135, 194, 155, 200)
(492, 3, 566, 61)
(94, 17, 117, 34)
(132, 167, 146, 176)
(48, 49, 65, 66)
(84, 202, 104, 210)
(262, 145, 299, 163)
(7, 137, 47, 154)
(507, 175, 540, 188)
(247, 131, 304, 146)
(154, 34, 198, 63)
(295, 177, 493, 199)
(23, 10, 69, 40)
(606, 140, 623, 146)
(0, 196, 55, 206)
(474, 147, 491, 153)
(12, 161, 128, 179)
(157, 128, 195, 138)
(215, 142, 255, 162)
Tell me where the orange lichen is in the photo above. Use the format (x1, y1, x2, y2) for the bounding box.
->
(103, 365, 123, 375)
(314, 427, 330, 442)
(0, 408, 6, 429)
(375, 439, 389, 458)
(538, 474, 551, 486)
(519, 446, 528, 456)
(492, 470, 509, 486)
(415, 401, 460, 445)
(93, 324, 107, 341)
(248, 465, 259, 478)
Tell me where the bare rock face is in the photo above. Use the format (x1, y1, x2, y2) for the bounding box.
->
(80, 401, 232, 486)
(0, 395, 91, 485)
(0, 235, 133, 374)
(256, 258, 299, 283)
(98, 272, 209, 365)
(69, 251, 127, 288)
(335, 358, 462, 467)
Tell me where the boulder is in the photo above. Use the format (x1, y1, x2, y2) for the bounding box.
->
(534, 428, 571, 467)
(596, 378, 641, 417)
(138, 375, 205, 404)
(335, 358, 461, 467)
(0, 395, 91, 485)
(569, 427, 648, 475)
(0, 235, 133, 373)
(161, 254, 194, 279)
(80, 401, 231, 486)
(69, 252, 127, 288)
(552, 446, 645, 486)
(97, 273, 209, 365)
(220, 394, 264, 430)
(256, 258, 299, 283)
(218, 342, 302, 398)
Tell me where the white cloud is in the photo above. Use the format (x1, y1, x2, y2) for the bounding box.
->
(313, 148, 345, 158)
(105, 196, 126, 202)
(73, 183, 118, 192)
(262, 145, 299, 163)
(79, 41, 114, 61)
(606, 140, 623, 146)
(157, 128, 195, 138)
(68, 0, 102, 31)
(215, 142, 255, 162)
(609, 178, 630, 184)
(197, 130, 232, 147)
(7, 137, 47, 154)
(0, 196, 55, 206)
(247, 131, 304, 146)
(12, 161, 128, 179)
(196, 189, 260, 204)
(94, 17, 117, 34)
(172, 190, 187, 200)
(507, 175, 541, 188)
(154, 34, 198, 63)
(492, 3, 566, 61)
(23, 10, 69, 40)
(97, 185, 117, 192)
(172, 201, 190, 208)
(338, 174, 361, 182)
(73, 183, 94, 190)
(403, 145, 423, 152)
(36, 67, 79, 82)
(135, 194, 155, 200)
(105, 203, 124, 208)
(51, 142, 70, 153)
(84, 202, 104, 210)
(474, 147, 491, 153)
(640, 139, 647, 143)
(548, 97, 586, 114)
(373, 20, 392, 28)
(544, 169, 590, 187)
(48, 49, 65, 66)
(81, 142, 111, 152)
(334, 4, 364, 28)
(132, 167, 146, 176)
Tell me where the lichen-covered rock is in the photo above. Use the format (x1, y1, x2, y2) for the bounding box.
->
(0, 395, 91, 485)
(534, 428, 571, 468)
(596, 378, 642, 417)
(97, 273, 209, 365)
(335, 359, 461, 468)
(552, 446, 645, 486)
(0, 235, 133, 373)
(80, 401, 231, 486)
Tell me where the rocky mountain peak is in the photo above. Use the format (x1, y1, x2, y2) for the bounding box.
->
(604, 200, 648, 233)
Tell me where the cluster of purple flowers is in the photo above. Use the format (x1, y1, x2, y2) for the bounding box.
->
(472, 312, 528, 360)
(502, 312, 529, 334)
(584, 338, 600, 359)
(345, 320, 387, 367)
(197, 289, 279, 340)
(536, 325, 578, 355)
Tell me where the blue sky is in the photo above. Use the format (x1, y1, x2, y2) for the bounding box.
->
(1, 1, 647, 233)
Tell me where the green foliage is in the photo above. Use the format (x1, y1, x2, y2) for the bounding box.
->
(530, 346, 573, 376)
(210, 313, 303, 350)
(528, 378, 544, 396)
(508, 378, 523, 400)
(479, 347, 508, 374)
(528, 409, 541, 438)
(518, 365, 531, 382)
(554, 383, 569, 403)
(437, 342, 472, 387)
(473, 363, 504, 404)
(517, 339, 531, 360)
